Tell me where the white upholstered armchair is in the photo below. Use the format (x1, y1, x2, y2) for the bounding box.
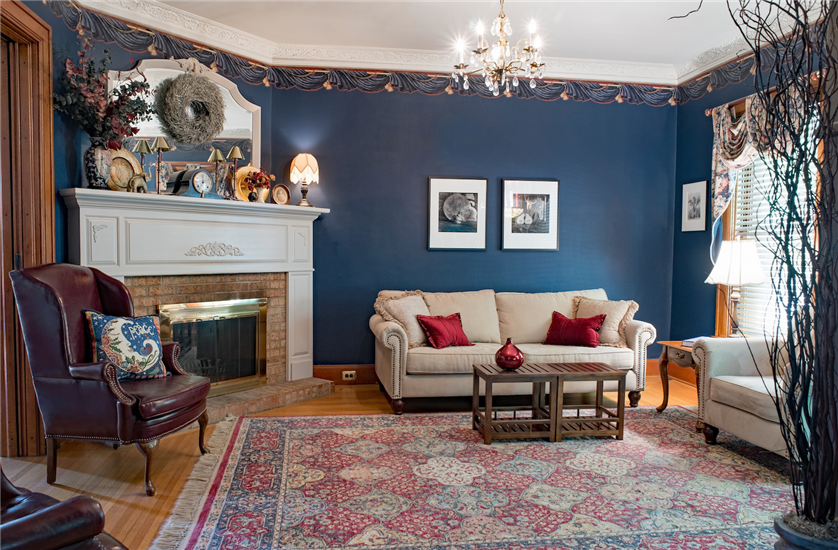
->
(692, 337, 785, 454)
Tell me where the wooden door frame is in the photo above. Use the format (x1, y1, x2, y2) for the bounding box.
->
(1, 0, 55, 457)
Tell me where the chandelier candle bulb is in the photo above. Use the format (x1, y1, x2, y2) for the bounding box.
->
(455, 0, 545, 96)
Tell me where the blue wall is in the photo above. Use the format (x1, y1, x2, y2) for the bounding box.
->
(670, 79, 756, 340)
(32, 1, 682, 366)
(271, 89, 677, 363)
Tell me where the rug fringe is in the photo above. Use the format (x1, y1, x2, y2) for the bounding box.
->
(148, 415, 238, 550)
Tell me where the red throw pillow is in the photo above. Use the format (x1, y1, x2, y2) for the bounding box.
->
(416, 313, 474, 349)
(543, 311, 606, 347)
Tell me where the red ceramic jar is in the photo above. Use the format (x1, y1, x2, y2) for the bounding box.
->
(496, 338, 524, 369)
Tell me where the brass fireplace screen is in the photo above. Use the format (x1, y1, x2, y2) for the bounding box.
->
(158, 298, 267, 397)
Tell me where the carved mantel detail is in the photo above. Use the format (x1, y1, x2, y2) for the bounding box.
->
(185, 242, 245, 257)
(92, 224, 107, 243)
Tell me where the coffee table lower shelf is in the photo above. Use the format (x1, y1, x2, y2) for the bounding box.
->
(473, 406, 553, 442)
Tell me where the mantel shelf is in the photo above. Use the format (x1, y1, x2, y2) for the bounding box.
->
(60, 188, 330, 218)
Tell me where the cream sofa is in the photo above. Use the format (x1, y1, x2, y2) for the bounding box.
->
(692, 337, 785, 453)
(370, 288, 657, 414)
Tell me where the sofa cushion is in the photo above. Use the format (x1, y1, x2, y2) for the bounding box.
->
(406, 343, 634, 375)
(121, 375, 211, 420)
(517, 344, 634, 370)
(573, 296, 639, 348)
(406, 343, 500, 374)
(543, 312, 605, 347)
(423, 290, 501, 344)
(417, 313, 474, 349)
(496, 289, 608, 344)
(374, 291, 430, 348)
(710, 376, 778, 422)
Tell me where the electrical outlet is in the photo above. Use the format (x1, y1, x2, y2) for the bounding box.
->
(342, 370, 357, 381)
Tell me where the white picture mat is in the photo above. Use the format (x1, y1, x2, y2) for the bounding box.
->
(682, 180, 707, 232)
(428, 178, 487, 249)
(503, 179, 559, 250)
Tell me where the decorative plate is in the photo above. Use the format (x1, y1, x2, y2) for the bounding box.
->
(272, 184, 291, 205)
(107, 148, 142, 191)
(234, 165, 256, 201)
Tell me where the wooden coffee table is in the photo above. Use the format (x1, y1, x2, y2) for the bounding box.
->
(472, 362, 627, 444)
(472, 363, 558, 445)
(552, 362, 626, 442)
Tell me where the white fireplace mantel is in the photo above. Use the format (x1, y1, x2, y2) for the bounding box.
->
(61, 188, 330, 381)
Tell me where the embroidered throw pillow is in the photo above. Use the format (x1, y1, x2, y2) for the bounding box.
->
(416, 313, 475, 349)
(374, 291, 431, 348)
(572, 296, 639, 348)
(543, 312, 606, 347)
(85, 311, 168, 381)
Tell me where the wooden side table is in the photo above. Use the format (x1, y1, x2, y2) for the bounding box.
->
(472, 363, 558, 445)
(553, 362, 626, 442)
(657, 340, 701, 430)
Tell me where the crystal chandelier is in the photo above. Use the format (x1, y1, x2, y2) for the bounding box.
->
(452, 0, 545, 95)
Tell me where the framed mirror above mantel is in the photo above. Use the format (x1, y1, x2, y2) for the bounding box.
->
(109, 58, 262, 187)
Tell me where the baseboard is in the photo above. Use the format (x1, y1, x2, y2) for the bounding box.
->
(313, 364, 377, 385)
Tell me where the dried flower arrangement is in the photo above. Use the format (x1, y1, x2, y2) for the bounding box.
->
(53, 39, 154, 150)
(243, 168, 275, 191)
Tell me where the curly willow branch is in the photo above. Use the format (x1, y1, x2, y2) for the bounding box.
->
(727, 0, 838, 525)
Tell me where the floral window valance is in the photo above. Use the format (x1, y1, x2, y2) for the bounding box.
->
(709, 88, 804, 250)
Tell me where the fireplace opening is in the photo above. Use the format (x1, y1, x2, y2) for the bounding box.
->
(158, 298, 268, 397)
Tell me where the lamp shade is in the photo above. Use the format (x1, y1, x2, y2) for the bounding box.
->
(207, 148, 226, 163)
(132, 139, 152, 155)
(705, 239, 768, 286)
(226, 146, 244, 161)
(150, 136, 171, 152)
(290, 153, 319, 185)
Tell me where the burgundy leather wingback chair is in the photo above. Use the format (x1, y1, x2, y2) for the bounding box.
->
(9, 263, 211, 496)
(1, 465, 127, 549)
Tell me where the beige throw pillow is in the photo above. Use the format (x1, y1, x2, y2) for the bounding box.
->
(422, 289, 501, 344)
(573, 296, 639, 348)
(374, 291, 430, 348)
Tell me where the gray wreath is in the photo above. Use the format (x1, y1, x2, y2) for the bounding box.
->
(154, 73, 226, 145)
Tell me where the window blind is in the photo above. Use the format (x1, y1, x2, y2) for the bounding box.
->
(730, 158, 809, 337)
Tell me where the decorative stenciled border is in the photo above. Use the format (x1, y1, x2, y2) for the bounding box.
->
(48, 0, 801, 107)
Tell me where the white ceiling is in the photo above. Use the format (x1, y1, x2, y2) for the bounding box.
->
(81, 0, 757, 86)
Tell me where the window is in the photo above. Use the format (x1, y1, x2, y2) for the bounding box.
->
(727, 157, 811, 337)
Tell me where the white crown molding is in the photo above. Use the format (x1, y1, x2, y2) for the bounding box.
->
(75, 0, 788, 89)
(674, 34, 752, 84)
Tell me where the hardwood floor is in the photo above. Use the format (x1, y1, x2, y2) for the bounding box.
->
(1, 363, 698, 549)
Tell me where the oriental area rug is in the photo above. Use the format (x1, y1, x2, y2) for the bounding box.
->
(151, 408, 792, 550)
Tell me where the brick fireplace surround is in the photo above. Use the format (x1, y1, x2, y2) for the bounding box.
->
(124, 272, 333, 424)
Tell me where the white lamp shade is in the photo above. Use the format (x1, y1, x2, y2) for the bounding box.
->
(290, 153, 319, 185)
(705, 240, 768, 286)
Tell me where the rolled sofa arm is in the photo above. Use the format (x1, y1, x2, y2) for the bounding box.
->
(369, 314, 408, 400)
(692, 337, 773, 421)
(624, 319, 656, 392)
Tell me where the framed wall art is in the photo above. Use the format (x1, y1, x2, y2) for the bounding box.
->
(428, 177, 487, 250)
(502, 179, 559, 250)
(681, 181, 707, 232)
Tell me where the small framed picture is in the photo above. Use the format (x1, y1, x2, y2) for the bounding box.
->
(682, 181, 707, 232)
(428, 177, 487, 250)
(502, 179, 559, 250)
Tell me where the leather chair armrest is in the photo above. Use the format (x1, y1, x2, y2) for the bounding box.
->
(162, 342, 190, 375)
(68, 362, 136, 405)
(0, 495, 105, 550)
(624, 320, 656, 392)
(68, 361, 115, 382)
